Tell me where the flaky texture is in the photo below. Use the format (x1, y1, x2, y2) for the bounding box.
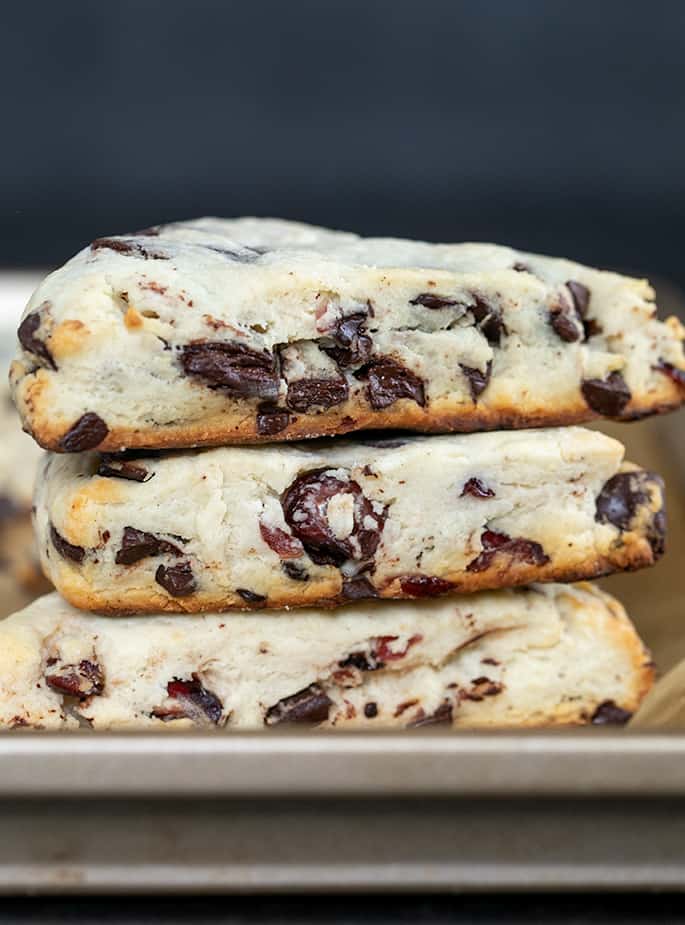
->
(10, 218, 685, 453)
(0, 584, 653, 730)
(35, 428, 665, 613)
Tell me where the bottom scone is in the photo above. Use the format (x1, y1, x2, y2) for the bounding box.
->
(0, 584, 652, 730)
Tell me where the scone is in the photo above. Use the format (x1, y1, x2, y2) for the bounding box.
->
(35, 428, 665, 613)
(10, 218, 685, 452)
(0, 584, 652, 730)
(0, 388, 50, 615)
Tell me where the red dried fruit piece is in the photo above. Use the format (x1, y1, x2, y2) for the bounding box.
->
(50, 523, 86, 564)
(460, 361, 492, 401)
(115, 527, 183, 565)
(91, 237, 169, 260)
(259, 521, 304, 559)
(591, 700, 632, 725)
(256, 403, 290, 436)
(409, 293, 461, 310)
(408, 701, 453, 727)
(596, 471, 665, 557)
(181, 342, 280, 400)
(18, 305, 57, 370)
(374, 634, 423, 664)
(155, 561, 196, 596)
(461, 477, 495, 499)
(58, 413, 109, 452)
(470, 296, 505, 346)
(466, 529, 550, 573)
(325, 312, 373, 366)
(281, 468, 386, 567)
(264, 683, 333, 725)
(356, 358, 426, 410)
(654, 359, 685, 388)
(161, 673, 223, 724)
(46, 659, 104, 700)
(463, 676, 504, 701)
(399, 575, 453, 597)
(581, 371, 631, 417)
(286, 377, 349, 412)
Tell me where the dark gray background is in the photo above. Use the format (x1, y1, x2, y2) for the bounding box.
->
(2, 0, 684, 284)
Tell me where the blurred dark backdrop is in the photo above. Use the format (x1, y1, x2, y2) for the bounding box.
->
(2, 0, 684, 282)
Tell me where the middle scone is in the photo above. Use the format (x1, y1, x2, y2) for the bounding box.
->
(36, 427, 665, 614)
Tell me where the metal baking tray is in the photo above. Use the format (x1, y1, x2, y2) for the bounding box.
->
(2, 729, 685, 894)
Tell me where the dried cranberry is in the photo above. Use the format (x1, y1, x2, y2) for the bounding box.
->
(50, 524, 86, 564)
(281, 468, 386, 566)
(408, 701, 453, 727)
(356, 359, 426, 410)
(460, 361, 492, 401)
(461, 477, 495, 498)
(18, 306, 57, 370)
(467, 529, 550, 573)
(115, 527, 183, 565)
(581, 371, 631, 417)
(463, 676, 504, 701)
(162, 674, 223, 724)
(470, 296, 505, 346)
(256, 403, 290, 436)
(259, 521, 304, 559)
(654, 359, 685, 388)
(409, 293, 460, 310)
(591, 700, 632, 725)
(265, 683, 333, 725)
(181, 342, 280, 399)
(155, 561, 196, 596)
(286, 377, 349, 412)
(46, 659, 104, 700)
(374, 634, 422, 663)
(58, 413, 109, 452)
(399, 575, 453, 597)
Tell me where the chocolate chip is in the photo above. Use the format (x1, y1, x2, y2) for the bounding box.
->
(181, 342, 279, 399)
(50, 523, 86, 563)
(236, 588, 266, 604)
(91, 236, 169, 260)
(591, 700, 632, 725)
(58, 413, 109, 452)
(409, 293, 460, 310)
(286, 377, 349, 412)
(259, 521, 305, 559)
(464, 676, 504, 701)
(460, 361, 492, 401)
(17, 306, 56, 370)
(461, 477, 495, 499)
(566, 280, 590, 317)
(467, 529, 550, 573)
(155, 561, 196, 596)
(204, 244, 265, 263)
(356, 359, 426, 410)
(115, 527, 183, 565)
(338, 650, 381, 671)
(549, 302, 583, 343)
(282, 561, 309, 581)
(46, 659, 104, 700)
(97, 455, 153, 483)
(281, 468, 386, 567)
(161, 674, 223, 724)
(399, 575, 453, 597)
(581, 371, 631, 417)
(325, 312, 373, 367)
(595, 471, 665, 555)
(342, 575, 378, 600)
(512, 262, 530, 273)
(364, 702, 378, 718)
(582, 318, 603, 339)
(654, 359, 685, 388)
(470, 296, 505, 346)
(408, 701, 453, 728)
(256, 403, 291, 436)
(265, 683, 333, 725)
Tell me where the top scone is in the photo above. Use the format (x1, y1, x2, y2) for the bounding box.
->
(11, 218, 685, 452)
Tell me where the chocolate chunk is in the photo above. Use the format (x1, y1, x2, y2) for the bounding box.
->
(654, 359, 685, 388)
(549, 302, 583, 343)
(181, 342, 279, 399)
(17, 307, 57, 370)
(91, 237, 169, 260)
(581, 371, 631, 417)
(58, 413, 109, 452)
(50, 524, 86, 564)
(325, 312, 373, 366)
(46, 658, 104, 700)
(566, 280, 591, 317)
(582, 318, 603, 339)
(204, 244, 265, 263)
(409, 293, 460, 310)
(281, 468, 386, 567)
(595, 471, 665, 556)
(342, 575, 378, 600)
(236, 588, 266, 604)
(512, 262, 530, 273)
(356, 359, 426, 410)
(97, 455, 153, 483)
(256, 403, 291, 436)
(460, 361, 492, 401)
(461, 477, 495, 499)
(286, 377, 349, 412)
(470, 296, 505, 346)
(464, 676, 504, 701)
(338, 650, 381, 672)
(163, 674, 223, 724)
(467, 529, 550, 573)
(399, 575, 453, 597)
(282, 561, 309, 582)
(115, 527, 183, 565)
(408, 701, 453, 728)
(265, 683, 332, 725)
(155, 561, 196, 596)
(364, 702, 379, 718)
(259, 521, 305, 559)
(591, 700, 632, 725)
